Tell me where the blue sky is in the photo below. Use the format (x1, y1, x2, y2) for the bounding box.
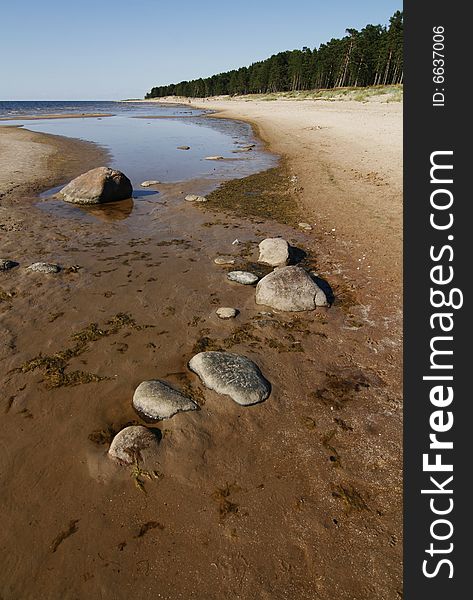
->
(0, 0, 402, 100)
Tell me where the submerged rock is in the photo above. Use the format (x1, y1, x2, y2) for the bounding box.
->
(133, 380, 198, 422)
(185, 194, 207, 203)
(177, 145, 190, 150)
(141, 180, 161, 187)
(188, 351, 270, 406)
(258, 238, 290, 267)
(108, 425, 160, 465)
(60, 167, 133, 205)
(232, 147, 253, 153)
(0, 259, 19, 271)
(27, 262, 61, 274)
(205, 156, 224, 161)
(255, 266, 328, 311)
(298, 222, 313, 231)
(214, 256, 236, 266)
(216, 307, 238, 319)
(227, 271, 258, 285)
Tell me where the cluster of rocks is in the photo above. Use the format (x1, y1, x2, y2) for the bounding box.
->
(52, 170, 331, 474)
(218, 237, 329, 313)
(1, 259, 61, 274)
(108, 350, 271, 465)
(185, 194, 207, 203)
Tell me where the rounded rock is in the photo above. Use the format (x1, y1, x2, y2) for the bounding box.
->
(60, 167, 133, 205)
(185, 194, 207, 203)
(27, 262, 61, 274)
(214, 256, 236, 266)
(188, 351, 270, 406)
(258, 238, 290, 267)
(141, 180, 161, 187)
(108, 426, 160, 466)
(133, 379, 198, 422)
(298, 222, 313, 231)
(0, 259, 19, 271)
(255, 266, 328, 311)
(216, 307, 238, 319)
(227, 271, 258, 285)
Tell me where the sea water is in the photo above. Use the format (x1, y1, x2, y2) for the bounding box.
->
(0, 101, 275, 186)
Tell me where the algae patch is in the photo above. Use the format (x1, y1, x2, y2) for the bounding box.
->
(14, 313, 150, 389)
(204, 166, 302, 225)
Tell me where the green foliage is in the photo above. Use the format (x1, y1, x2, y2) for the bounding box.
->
(145, 11, 403, 99)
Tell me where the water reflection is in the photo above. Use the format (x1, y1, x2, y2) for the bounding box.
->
(39, 196, 136, 223)
(83, 197, 135, 222)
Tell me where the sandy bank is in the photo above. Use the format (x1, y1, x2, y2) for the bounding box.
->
(0, 126, 109, 201)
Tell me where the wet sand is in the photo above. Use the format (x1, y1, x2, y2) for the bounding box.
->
(0, 100, 402, 600)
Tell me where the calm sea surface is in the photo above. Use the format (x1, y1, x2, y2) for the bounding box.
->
(0, 101, 275, 186)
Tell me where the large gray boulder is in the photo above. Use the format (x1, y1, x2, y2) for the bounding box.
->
(188, 351, 270, 406)
(108, 425, 160, 465)
(133, 380, 198, 422)
(258, 238, 289, 267)
(60, 167, 133, 205)
(255, 266, 328, 311)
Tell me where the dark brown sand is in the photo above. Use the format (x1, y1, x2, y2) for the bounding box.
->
(0, 111, 402, 600)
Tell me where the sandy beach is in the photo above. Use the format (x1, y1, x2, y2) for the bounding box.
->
(0, 125, 108, 201)
(0, 97, 402, 600)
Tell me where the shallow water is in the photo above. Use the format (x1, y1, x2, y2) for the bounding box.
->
(3, 101, 275, 187)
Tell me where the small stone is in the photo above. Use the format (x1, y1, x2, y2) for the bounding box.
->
(141, 180, 161, 187)
(216, 307, 238, 319)
(227, 271, 258, 285)
(214, 256, 236, 266)
(27, 262, 61, 274)
(205, 156, 224, 160)
(188, 351, 271, 406)
(108, 426, 160, 465)
(185, 194, 207, 202)
(133, 380, 198, 422)
(298, 222, 313, 231)
(232, 147, 253, 153)
(255, 266, 328, 311)
(258, 238, 290, 267)
(177, 146, 190, 150)
(0, 259, 19, 271)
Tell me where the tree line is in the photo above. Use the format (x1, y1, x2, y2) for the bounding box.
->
(145, 11, 403, 99)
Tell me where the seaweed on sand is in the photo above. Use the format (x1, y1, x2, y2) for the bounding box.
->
(203, 166, 302, 226)
(14, 313, 151, 389)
